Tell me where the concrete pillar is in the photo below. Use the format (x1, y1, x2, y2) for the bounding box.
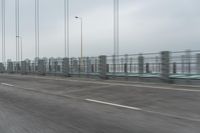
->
(0, 63, 5, 73)
(161, 51, 170, 81)
(181, 55, 185, 74)
(124, 54, 128, 75)
(106, 64, 109, 73)
(54, 61, 58, 73)
(99, 55, 107, 79)
(112, 55, 116, 74)
(130, 57, 133, 73)
(138, 54, 144, 75)
(86, 57, 92, 74)
(7, 62, 14, 73)
(185, 50, 191, 75)
(197, 54, 200, 74)
(83, 57, 86, 73)
(77, 58, 80, 73)
(146, 63, 150, 73)
(155, 56, 160, 73)
(38, 60, 46, 75)
(15, 63, 20, 73)
(62, 58, 70, 77)
(21, 61, 28, 74)
(73, 59, 78, 74)
(173, 62, 177, 74)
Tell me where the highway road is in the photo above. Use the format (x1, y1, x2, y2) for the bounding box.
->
(0, 74, 200, 133)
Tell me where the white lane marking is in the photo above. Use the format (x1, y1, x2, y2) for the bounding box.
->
(85, 99, 142, 111)
(1, 83, 14, 87)
(1, 78, 200, 122)
(85, 99, 200, 122)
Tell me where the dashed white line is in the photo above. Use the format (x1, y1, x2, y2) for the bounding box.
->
(1, 83, 14, 87)
(85, 99, 200, 122)
(85, 99, 142, 111)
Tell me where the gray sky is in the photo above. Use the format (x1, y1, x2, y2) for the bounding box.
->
(1, 0, 200, 60)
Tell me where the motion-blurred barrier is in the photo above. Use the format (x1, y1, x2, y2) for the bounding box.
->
(1, 50, 200, 83)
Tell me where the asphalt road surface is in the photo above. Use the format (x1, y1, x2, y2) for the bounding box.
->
(0, 74, 200, 133)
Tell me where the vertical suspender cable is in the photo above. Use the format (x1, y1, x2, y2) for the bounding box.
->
(64, 0, 70, 58)
(35, 0, 37, 59)
(64, 0, 66, 57)
(67, 0, 69, 58)
(17, 0, 20, 61)
(116, 0, 119, 56)
(114, 0, 119, 56)
(2, 0, 5, 64)
(35, 0, 39, 59)
(15, 0, 18, 61)
(113, 0, 116, 56)
(37, 0, 39, 58)
(15, 0, 20, 62)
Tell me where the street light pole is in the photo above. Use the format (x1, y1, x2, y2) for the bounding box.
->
(75, 16, 83, 59)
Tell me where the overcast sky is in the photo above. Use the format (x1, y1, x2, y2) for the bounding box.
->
(1, 0, 200, 60)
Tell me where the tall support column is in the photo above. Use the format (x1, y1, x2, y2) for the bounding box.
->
(197, 54, 200, 74)
(161, 51, 170, 81)
(138, 54, 144, 75)
(99, 55, 107, 79)
(62, 58, 70, 77)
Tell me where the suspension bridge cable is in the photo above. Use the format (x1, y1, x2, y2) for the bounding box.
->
(35, 0, 39, 59)
(64, 0, 70, 58)
(2, 0, 5, 63)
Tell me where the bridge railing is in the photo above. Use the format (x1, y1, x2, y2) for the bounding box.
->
(0, 50, 200, 82)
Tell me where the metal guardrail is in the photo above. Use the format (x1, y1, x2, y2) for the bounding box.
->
(1, 50, 200, 81)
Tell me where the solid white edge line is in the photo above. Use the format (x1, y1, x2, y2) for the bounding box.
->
(1, 83, 14, 87)
(85, 99, 142, 111)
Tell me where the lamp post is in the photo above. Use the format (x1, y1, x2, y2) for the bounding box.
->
(16, 36, 23, 61)
(75, 16, 83, 59)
